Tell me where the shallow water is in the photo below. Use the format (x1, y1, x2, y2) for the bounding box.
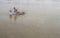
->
(0, 0, 60, 38)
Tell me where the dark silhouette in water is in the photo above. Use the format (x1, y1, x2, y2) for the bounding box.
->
(9, 9, 13, 19)
(13, 7, 25, 21)
(13, 7, 18, 21)
(14, 11, 25, 21)
(17, 11, 25, 15)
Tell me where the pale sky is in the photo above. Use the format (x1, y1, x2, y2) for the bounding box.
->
(0, 0, 60, 2)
